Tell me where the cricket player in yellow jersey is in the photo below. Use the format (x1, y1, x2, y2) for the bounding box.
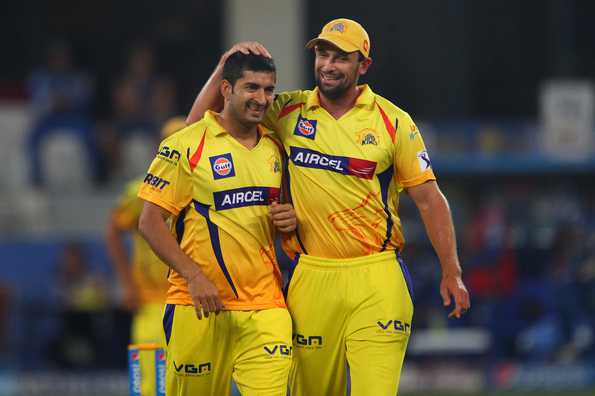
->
(187, 18, 471, 396)
(138, 53, 296, 396)
(106, 116, 186, 396)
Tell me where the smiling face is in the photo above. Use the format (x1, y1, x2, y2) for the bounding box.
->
(314, 41, 371, 100)
(222, 70, 276, 126)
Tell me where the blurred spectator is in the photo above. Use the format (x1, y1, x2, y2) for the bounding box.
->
(27, 40, 98, 187)
(0, 285, 10, 356)
(98, 43, 179, 180)
(49, 242, 111, 369)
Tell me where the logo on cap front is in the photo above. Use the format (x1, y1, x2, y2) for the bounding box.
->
(329, 23, 345, 33)
(209, 153, 236, 179)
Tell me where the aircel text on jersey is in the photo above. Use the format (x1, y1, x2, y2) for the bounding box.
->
(292, 148, 344, 171)
(220, 190, 264, 207)
(213, 187, 280, 211)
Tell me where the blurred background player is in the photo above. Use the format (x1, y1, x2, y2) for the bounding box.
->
(106, 116, 186, 396)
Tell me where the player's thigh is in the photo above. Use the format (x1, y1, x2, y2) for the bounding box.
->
(232, 308, 292, 396)
(346, 258, 413, 396)
(346, 334, 409, 396)
(165, 305, 233, 396)
(286, 266, 348, 396)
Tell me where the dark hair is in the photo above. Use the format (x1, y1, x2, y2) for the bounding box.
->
(222, 52, 276, 87)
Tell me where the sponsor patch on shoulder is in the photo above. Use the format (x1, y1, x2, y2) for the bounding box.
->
(416, 150, 432, 171)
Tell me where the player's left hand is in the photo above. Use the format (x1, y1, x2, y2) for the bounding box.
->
(270, 202, 297, 233)
(440, 274, 470, 319)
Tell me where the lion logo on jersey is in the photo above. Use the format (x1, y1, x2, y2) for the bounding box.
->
(357, 129, 379, 146)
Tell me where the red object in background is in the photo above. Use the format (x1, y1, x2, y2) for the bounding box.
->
(0, 81, 27, 101)
(467, 249, 518, 298)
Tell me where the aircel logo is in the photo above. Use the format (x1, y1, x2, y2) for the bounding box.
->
(213, 187, 280, 210)
(209, 153, 235, 179)
(290, 147, 377, 180)
(173, 361, 212, 376)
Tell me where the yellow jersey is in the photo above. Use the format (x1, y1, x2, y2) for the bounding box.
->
(263, 85, 435, 259)
(138, 111, 286, 310)
(112, 178, 169, 304)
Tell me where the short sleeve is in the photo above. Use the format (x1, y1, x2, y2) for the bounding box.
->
(138, 133, 193, 215)
(394, 112, 436, 188)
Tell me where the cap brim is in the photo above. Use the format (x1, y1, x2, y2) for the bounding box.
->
(305, 36, 360, 54)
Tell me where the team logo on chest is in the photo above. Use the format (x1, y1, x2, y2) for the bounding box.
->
(357, 129, 379, 146)
(209, 153, 236, 180)
(293, 115, 318, 139)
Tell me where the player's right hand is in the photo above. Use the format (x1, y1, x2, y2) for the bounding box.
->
(186, 271, 224, 319)
(220, 41, 272, 65)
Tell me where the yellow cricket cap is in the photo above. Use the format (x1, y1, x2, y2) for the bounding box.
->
(306, 18, 370, 58)
(161, 116, 186, 139)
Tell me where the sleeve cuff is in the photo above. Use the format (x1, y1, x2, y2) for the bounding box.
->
(399, 171, 436, 188)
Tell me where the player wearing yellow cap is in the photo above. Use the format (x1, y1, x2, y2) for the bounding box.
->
(106, 116, 186, 396)
(187, 18, 471, 396)
(138, 53, 296, 396)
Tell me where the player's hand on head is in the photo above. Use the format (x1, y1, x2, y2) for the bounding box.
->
(270, 202, 297, 233)
(221, 41, 272, 63)
(186, 271, 224, 319)
(440, 273, 471, 319)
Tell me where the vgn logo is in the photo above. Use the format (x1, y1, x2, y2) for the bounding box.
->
(173, 361, 212, 376)
(209, 153, 235, 180)
(158, 145, 181, 165)
(293, 115, 317, 139)
(377, 320, 411, 335)
(264, 344, 292, 358)
(293, 334, 323, 349)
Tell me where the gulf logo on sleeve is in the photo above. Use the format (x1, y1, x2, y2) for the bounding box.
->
(209, 153, 236, 180)
(293, 115, 317, 139)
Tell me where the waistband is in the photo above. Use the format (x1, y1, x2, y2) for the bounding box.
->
(295, 250, 400, 269)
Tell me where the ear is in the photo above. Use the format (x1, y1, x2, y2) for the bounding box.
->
(220, 79, 233, 101)
(358, 57, 372, 76)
